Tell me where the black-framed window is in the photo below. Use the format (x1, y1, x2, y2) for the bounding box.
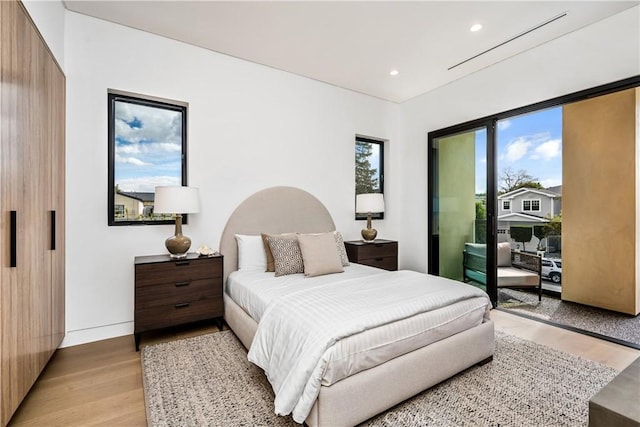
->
(108, 90, 188, 226)
(355, 135, 384, 220)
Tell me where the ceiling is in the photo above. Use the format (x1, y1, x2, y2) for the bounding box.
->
(63, 1, 639, 103)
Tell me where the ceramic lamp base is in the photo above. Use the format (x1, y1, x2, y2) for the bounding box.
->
(361, 227, 377, 242)
(165, 215, 191, 258)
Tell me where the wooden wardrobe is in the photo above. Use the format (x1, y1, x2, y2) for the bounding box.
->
(0, 1, 66, 424)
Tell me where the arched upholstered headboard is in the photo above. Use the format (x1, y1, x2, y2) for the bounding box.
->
(219, 187, 336, 285)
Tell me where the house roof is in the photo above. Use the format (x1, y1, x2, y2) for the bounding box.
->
(498, 212, 550, 223)
(121, 192, 155, 203)
(498, 187, 561, 200)
(115, 192, 144, 203)
(545, 185, 562, 196)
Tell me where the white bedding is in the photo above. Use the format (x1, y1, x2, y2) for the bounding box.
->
(226, 263, 384, 321)
(235, 268, 491, 423)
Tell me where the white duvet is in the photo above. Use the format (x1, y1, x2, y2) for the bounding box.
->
(246, 269, 490, 423)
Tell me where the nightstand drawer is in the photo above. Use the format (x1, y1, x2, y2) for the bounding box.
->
(135, 278, 222, 310)
(344, 240, 398, 271)
(354, 242, 398, 260)
(357, 256, 398, 271)
(135, 298, 223, 333)
(135, 258, 221, 287)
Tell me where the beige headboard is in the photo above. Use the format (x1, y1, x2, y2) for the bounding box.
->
(219, 186, 336, 285)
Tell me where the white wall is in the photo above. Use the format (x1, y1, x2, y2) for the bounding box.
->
(397, 6, 640, 273)
(22, 0, 65, 69)
(54, 5, 640, 346)
(62, 11, 400, 346)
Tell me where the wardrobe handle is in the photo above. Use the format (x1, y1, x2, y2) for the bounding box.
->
(50, 210, 56, 250)
(10, 211, 17, 267)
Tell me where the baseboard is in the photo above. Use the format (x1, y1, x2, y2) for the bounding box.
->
(60, 321, 134, 348)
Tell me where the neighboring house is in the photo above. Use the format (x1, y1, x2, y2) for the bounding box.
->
(497, 187, 562, 247)
(114, 193, 145, 220)
(121, 192, 155, 216)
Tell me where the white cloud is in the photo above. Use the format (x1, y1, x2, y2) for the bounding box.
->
(531, 139, 561, 161)
(115, 155, 151, 166)
(116, 141, 181, 155)
(498, 120, 511, 131)
(114, 102, 182, 146)
(505, 138, 531, 162)
(115, 175, 181, 192)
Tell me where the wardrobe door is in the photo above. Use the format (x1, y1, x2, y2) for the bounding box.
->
(1, 2, 32, 423)
(22, 0, 52, 387)
(49, 57, 65, 349)
(0, 1, 27, 424)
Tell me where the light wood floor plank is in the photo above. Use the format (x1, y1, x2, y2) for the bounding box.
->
(491, 310, 639, 370)
(8, 312, 639, 426)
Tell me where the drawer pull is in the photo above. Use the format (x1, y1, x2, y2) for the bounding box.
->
(10, 211, 17, 267)
(175, 281, 190, 287)
(375, 257, 384, 261)
(175, 261, 190, 266)
(175, 302, 190, 309)
(50, 210, 56, 250)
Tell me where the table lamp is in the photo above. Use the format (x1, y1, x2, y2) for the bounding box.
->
(154, 186, 200, 258)
(356, 193, 385, 242)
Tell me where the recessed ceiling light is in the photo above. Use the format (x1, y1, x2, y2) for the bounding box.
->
(470, 24, 483, 32)
(390, 69, 399, 76)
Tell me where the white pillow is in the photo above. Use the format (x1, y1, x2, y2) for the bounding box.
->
(497, 242, 512, 267)
(235, 234, 267, 271)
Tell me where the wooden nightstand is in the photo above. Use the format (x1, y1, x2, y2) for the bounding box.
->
(134, 253, 224, 350)
(344, 239, 398, 271)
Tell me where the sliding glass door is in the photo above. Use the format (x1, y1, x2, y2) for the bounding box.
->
(428, 122, 497, 305)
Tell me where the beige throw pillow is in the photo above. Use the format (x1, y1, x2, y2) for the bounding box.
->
(297, 232, 344, 277)
(497, 242, 512, 267)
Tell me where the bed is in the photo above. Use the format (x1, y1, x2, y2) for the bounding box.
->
(219, 186, 495, 427)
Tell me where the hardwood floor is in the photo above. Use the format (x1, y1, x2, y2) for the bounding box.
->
(8, 311, 640, 426)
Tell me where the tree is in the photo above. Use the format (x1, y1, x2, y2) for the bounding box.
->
(510, 226, 533, 251)
(475, 201, 486, 220)
(355, 141, 378, 194)
(475, 201, 487, 243)
(499, 167, 543, 193)
(543, 213, 562, 237)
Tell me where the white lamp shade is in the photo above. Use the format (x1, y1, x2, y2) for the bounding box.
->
(356, 193, 385, 213)
(154, 186, 200, 214)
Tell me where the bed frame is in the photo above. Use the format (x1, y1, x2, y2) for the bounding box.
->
(220, 186, 495, 427)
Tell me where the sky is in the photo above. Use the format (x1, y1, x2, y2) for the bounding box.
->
(114, 101, 183, 192)
(475, 106, 562, 193)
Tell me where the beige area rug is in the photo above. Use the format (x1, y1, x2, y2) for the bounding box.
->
(141, 330, 618, 426)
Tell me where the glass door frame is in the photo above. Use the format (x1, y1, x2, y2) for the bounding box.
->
(426, 76, 640, 308)
(428, 119, 498, 306)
